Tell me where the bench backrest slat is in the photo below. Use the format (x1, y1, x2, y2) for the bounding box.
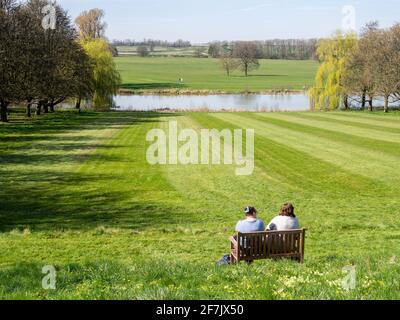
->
(236, 229, 305, 262)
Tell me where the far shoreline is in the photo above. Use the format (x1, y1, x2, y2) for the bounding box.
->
(117, 88, 309, 96)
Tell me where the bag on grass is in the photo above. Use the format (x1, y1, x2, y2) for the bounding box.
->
(216, 254, 231, 267)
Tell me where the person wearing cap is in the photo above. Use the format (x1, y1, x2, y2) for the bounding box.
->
(235, 206, 265, 233)
(216, 206, 265, 266)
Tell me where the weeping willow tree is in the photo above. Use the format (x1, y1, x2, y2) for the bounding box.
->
(309, 31, 358, 110)
(81, 38, 121, 110)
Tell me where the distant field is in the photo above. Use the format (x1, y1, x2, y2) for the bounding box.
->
(115, 56, 319, 93)
(116, 45, 208, 57)
(1, 110, 400, 299)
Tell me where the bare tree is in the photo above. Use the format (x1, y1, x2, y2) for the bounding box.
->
(370, 27, 400, 113)
(219, 53, 239, 76)
(342, 23, 378, 111)
(194, 47, 205, 58)
(208, 42, 221, 58)
(388, 23, 400, 108)
(75, 8, 106, 40)
(232, 41, 260, 76)
(342, 22, 400, 113)
(137, 46, 149, 57)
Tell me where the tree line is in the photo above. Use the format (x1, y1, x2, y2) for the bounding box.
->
(113, 38, 317, 60)
(0, 1, 120, 122)
(310, 22, 400, 112)
(112, 39, 192, 49)
(209, 39, 318, 60)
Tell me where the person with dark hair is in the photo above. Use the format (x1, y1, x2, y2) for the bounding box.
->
(235, 206, 265, 233)
(267, 203, 300, 231)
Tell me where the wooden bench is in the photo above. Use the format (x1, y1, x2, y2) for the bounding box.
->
(230, 229, 306, 264)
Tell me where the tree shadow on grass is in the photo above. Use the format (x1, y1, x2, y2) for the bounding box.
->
(231, 74, 288, 78)
(1, 171, 113, 231)
(0, 112, 179, 165)
(249, 74, 288, 77)
(0, 169, 184, 232)
(120, 83, 187, 91)
(0, 110, 179, 137)
(0, 111, 185, 233)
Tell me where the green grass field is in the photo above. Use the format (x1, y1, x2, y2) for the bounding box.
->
(1, 109, 400, 300)
(115, 57, 319, 93)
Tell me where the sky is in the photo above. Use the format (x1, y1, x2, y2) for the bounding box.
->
(57, 0, 400, 43)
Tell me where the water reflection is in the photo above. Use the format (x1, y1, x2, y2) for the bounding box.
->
(113, 94, 400, 112)
(113, 93, 310, 112)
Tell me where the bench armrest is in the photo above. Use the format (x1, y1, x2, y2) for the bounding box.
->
(230, 236, 239, 263)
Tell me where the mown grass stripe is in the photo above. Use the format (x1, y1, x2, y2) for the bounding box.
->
(284, 112, 400, 135)
(326, 111, 400, 126)
(293, 112, 400, 133)
(251, 113, 400, 157)
(207, 113, 385, 195)
(263, 113, 400, 143)
(210, 113, 400, 188)
(159, 113, 289, 221)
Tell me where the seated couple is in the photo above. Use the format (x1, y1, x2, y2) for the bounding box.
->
(217, 203, 300, 266)
(236, 203, 299, 233)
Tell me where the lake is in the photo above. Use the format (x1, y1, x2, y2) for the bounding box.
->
(110, 93, 400, 112)
(113, 93, 311, 112)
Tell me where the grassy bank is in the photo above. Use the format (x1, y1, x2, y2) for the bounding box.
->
(1, 109, 400, 299)
(115, 57, 319, 94)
